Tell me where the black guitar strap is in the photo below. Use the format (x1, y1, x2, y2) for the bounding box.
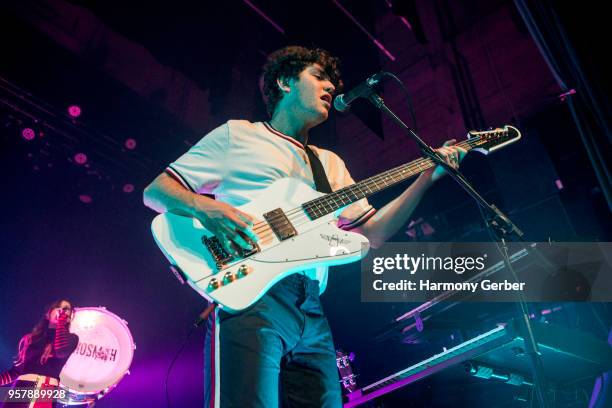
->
(304, 145, 333, 194)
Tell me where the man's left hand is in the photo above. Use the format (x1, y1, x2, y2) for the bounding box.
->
(426, 139, 467, 183)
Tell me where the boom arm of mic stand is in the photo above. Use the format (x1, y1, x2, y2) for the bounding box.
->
(368, 92, 524, 238)
(366, 92, 550, 408)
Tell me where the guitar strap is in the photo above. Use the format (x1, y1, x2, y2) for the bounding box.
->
(304, 145, 333, 194)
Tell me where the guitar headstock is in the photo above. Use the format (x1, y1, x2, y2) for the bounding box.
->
(467, 125, 521, 155)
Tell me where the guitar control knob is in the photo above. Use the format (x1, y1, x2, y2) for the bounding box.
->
(224, 271, 236, 283)
(208, 278, 220, 291)
(238, 264, 250, 277)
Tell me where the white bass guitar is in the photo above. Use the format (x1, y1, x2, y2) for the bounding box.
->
(151, 126, 521, 312)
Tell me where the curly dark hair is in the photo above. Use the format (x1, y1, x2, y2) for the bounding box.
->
(262, 45, 343, 117)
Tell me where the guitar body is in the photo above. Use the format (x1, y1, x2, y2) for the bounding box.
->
(151, 177, 370, 313)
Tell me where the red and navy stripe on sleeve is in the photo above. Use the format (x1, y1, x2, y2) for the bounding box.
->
(165, 166, 197, 193)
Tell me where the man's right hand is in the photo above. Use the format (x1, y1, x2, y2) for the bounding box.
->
(189, 196, 259, 256)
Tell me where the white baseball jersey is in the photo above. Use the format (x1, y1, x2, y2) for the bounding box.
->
(166, 120, 376, 292)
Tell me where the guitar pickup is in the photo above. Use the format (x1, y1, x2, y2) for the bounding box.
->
(263, 208, 297, 241)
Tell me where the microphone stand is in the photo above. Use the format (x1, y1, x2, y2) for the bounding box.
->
(366, 92, 551, 408)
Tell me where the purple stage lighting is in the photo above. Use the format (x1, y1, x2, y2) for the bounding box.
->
(123, 183, 135, 193)
(68, 105, 82, 118)
(78, 194, 92, 203)
(21, 127, 36, 140)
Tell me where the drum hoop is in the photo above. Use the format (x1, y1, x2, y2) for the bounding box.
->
(60, 306, 135, 396)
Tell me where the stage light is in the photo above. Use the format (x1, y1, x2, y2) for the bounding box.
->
(79, 194, 92, 203)
(74, 152, 88, 165)
(68, 105, 82, 118)
(124, 138, 137, 150)
(21, 127, 36, 140)
(122, 183, 135, 193)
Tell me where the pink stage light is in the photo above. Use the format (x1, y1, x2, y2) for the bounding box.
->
(124, 138, 137, 150)
(74, 152, 88, 165)
(555, 179, 564, 190)
(21, 128, 36, 140)
(122, 183, 135, 193)
(79, 194, 92, 203)
(68, 105, 82, 118)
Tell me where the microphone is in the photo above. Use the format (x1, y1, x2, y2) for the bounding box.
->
(334, 72, 385, 112)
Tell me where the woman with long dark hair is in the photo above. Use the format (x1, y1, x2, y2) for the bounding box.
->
(1, 300, 79, 407)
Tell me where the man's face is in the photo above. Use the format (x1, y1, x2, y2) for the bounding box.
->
(284, 63, 336, 125)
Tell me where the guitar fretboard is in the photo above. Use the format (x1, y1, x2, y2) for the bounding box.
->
(302, 135, 488, 220)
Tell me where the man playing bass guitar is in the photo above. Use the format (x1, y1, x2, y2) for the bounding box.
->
(143, 45, 465, 407)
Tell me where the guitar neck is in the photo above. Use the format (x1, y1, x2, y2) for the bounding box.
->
(302, 138, 479, 220)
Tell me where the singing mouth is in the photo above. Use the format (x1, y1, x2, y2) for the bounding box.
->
(321, 94, 332, 104)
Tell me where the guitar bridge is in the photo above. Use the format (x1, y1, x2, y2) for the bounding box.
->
(202, 236, 259, 271)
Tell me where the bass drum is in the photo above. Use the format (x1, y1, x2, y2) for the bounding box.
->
(58, 307, 135, 406)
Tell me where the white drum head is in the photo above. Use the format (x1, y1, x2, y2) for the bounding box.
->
(60, 307, 135, 399)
